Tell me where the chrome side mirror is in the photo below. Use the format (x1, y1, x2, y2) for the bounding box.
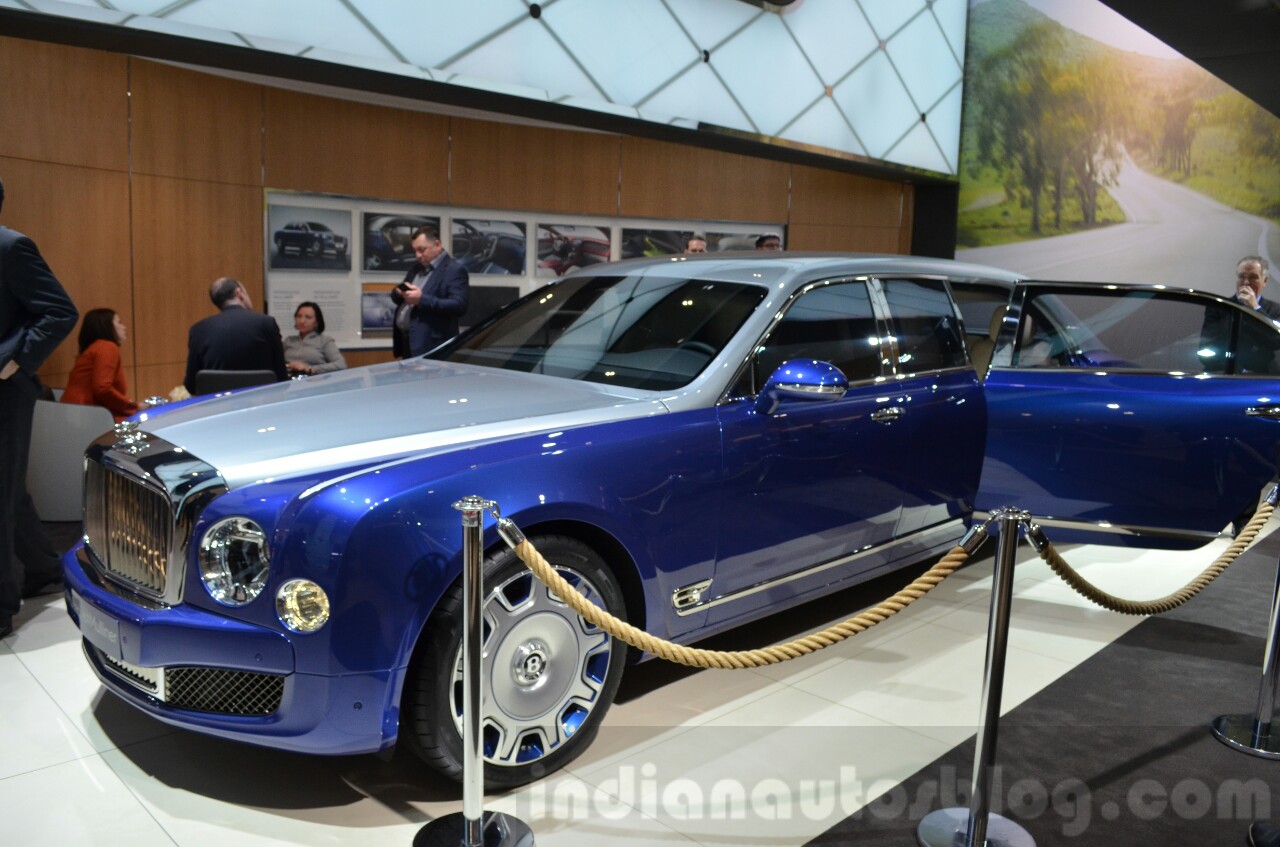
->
(753, 359, 848, 415)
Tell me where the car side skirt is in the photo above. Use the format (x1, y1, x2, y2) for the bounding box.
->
(675, 517, 967, 617)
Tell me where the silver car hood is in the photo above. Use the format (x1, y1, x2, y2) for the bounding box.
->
(136, 359, 668, 489)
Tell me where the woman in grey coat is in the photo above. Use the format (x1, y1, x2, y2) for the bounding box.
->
(284, 301, 346, 376)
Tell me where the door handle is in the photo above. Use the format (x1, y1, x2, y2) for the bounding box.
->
(871, 406, 905, 423)
(1247, 405, 1280, 420)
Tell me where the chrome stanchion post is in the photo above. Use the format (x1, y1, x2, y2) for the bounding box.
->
(415, 497, 535, 847)
(1212, 489, 1280, 757)
(917, 509, 1035, 847)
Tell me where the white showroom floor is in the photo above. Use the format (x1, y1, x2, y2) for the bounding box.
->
(0, 532, 1254, 846)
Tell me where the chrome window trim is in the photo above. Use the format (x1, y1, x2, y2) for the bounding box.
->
(675, 517, 966, 616)
(886, 364, 981, 380)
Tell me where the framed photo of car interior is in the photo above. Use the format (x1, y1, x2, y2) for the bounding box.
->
(363, 212, 439, 273)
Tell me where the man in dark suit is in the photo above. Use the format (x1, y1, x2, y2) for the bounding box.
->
(391, 225, 469, 358)
(0, 177, 79, 637)
(1233, 255, 1280, 320)
(1200, 256, 1280, 375)
(184, 277, 288, 394)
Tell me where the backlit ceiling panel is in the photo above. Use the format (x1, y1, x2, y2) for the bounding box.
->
(4, 0, 967, 175)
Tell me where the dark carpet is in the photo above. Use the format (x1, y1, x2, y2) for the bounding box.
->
(808, 533, 1280, 847)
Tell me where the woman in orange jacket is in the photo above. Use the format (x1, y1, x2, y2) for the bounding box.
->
(61, 308, 139, 422)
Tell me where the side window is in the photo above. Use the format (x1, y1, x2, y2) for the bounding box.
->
(951, 283, 1012, 341)
(881, 278, 967, 372)
(1011, 289, 1280, 375)
(738, 281, 881, 395)
(1233, 311, 1280, 374)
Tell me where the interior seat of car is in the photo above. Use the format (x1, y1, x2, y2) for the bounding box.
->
(968, 306, 1007, 378)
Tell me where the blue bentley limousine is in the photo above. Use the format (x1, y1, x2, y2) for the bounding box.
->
(62, 254, 1280, 786)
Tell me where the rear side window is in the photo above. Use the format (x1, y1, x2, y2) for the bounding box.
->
(882, 278, 967, 372)
(951, 284, 1011, 340)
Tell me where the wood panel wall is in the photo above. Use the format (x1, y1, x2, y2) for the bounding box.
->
(619, 138, 790, 222)
(450, 119, 619, 215)
(0, 36, 918, 398)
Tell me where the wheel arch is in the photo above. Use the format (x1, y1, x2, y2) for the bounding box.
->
(506, 517, 648, 651)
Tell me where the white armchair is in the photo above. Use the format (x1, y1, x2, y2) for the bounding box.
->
(26, 400, 114, 522)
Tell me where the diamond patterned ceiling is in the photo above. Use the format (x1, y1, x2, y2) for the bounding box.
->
(7, 0, 966, 174)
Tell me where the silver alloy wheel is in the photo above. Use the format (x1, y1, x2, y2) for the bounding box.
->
(449, 566, 613, 768)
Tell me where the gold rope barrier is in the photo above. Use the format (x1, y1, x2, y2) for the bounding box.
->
(1034, 500, 1275, 616)
(507, 532, 973, 669)
(498, 488, 1275, 667)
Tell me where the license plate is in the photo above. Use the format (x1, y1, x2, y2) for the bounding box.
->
(75, 592, 123, 660)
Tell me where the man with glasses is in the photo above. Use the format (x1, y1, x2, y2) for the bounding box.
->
(391, 225, 470, 358)
(755, 232, 782, 251)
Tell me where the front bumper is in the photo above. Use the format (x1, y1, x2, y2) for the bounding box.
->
(64, 543, 398, 755)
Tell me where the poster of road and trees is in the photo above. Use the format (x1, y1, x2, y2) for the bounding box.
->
(957, 0, 1280, 293)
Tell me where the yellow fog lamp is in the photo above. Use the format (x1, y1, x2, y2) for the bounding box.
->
(276, 579, 330, 632)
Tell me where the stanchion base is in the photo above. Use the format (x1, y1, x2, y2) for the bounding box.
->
(1211, 714, 1280, 759)
(414, 811, 535, 847)
(917, 808, 1035, 847)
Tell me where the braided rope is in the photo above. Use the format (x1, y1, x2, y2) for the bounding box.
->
(1037, 501, 1275, 616)
(510, 541, 972, 669)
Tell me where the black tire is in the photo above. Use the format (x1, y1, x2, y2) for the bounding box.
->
(402, 535, 626, 788)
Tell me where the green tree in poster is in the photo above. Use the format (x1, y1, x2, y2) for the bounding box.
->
(1157, 84, 1200, 176)
(971, 20, 1126, 235)
(972, 23, 1064, 234)
(1222, 91, 1280, 166)
(1058, 55, 1124, 226)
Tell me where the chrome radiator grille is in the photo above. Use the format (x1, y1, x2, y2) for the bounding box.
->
(84, 460, 173, 597)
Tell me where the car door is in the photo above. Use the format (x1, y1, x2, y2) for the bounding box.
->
(978, 282, 1280, 548)
(708, 278, 910, 626)
(874, 277, 987, 537)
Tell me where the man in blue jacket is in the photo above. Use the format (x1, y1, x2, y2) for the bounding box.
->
(391, 225, 469, 358)
(0, 176, 79, 637)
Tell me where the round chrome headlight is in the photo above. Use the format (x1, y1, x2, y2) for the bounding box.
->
(199, 517, 270, 606)
(276, 579, 330, 632)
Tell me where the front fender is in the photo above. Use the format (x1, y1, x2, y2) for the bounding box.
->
(269, 409, 723, 679)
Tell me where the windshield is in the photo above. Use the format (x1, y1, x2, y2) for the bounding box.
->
(431, 274, 767, 390)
